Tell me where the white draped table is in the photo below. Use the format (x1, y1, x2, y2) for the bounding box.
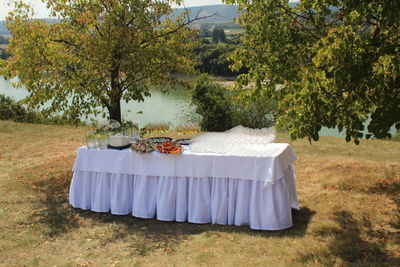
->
(69, 143, 299, 230)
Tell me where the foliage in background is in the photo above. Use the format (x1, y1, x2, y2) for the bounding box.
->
(212, 28, 227, 43)
(193, 41, 247, 76)
(231, 89, 276, 129)
(0, 93, 39, 123)
(191, 75, 234, 131)
(0, 36, 9, 44)
(0, 48, 10, 60)
(191, 75, 276, 131)
(0, 94, 81, 125)
(1, 0, 200, 123)
(225, 0, 400, 144)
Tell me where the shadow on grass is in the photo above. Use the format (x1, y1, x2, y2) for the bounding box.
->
(28, 171, 315, 256)
(368, 180, 400, 232)
(299, 210, 400, 266)
(30, 171, 80, 237)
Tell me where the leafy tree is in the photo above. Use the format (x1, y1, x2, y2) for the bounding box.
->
(199, 22, 211, 37)
(193, 42, 247, 76)
(192, 74, 233, 131)
(212, 28, 226, 43)
(0, 48, 11, 60)
(1, 0, 205, 122)
(225, 0, 400, 143)
(0, 36, 9, 44)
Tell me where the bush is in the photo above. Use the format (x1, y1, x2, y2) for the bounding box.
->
(0, 48, 11, 59)
(191, 75, 276, 131)
(0, 94, 41, 123)
(231, 95, 276, 129)
(193, 42, 247, 76)
(393, 130, 400, 142)
(0, 94, 83, 126)
(192, 75, 234, 131)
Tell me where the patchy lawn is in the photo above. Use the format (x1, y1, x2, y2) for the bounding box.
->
(0, 120, 399, 266)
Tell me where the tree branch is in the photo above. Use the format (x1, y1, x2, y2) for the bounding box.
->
(50, 39, 77, 47)
(139, 10, 217, 48)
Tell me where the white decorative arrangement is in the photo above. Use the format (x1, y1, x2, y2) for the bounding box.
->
(189, 125, 276, 156)
(109, 135, 131, 147)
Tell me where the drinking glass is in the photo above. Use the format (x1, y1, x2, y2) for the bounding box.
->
(85, 132, 97, 149)
(96, 133, 109, 150)
(124, 123, 140, 142)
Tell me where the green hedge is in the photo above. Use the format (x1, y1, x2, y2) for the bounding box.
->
(0, 94, 82, 125)
(191, 75, 275, 131)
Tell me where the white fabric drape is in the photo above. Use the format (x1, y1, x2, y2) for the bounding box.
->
(72, 143, 297, 185)
(69, 165, 299, 230)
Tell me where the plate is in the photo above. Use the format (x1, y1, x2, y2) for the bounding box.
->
(175, 138, 191, 145)
(149, 137, 173, 144)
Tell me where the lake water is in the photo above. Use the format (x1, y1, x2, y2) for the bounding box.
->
(0, 76, 194, 128)
(0, 76, 395, 137)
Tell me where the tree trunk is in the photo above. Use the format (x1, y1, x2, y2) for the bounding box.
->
(108, 63, 122, 122)
(108, 97, 122, 123)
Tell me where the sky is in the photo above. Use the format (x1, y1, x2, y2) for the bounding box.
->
(0, 0, 225, 21)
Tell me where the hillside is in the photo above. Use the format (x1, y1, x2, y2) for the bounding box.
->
(0, 5, 239, 34)
(1, 3, 305, 34)
(0, 120, 399, 265)
(173, 4, 239, 23)
(0, 18, 60, 34)
(0, 22, 7, 34)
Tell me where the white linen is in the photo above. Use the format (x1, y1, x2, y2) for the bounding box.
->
(189, 126, 276, 155)
(69, 165, 299, 230)
(72, 143, 296, 184)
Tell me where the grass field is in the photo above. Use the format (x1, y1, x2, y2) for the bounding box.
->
(0, 120, 399, 266)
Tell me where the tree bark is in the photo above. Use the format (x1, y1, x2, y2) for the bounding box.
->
(107, 97, 122, 123)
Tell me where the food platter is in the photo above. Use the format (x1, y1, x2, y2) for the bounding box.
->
(156, 141, 183, 154)
(148, 137, 173, 144)
(131, 139, 156, 153)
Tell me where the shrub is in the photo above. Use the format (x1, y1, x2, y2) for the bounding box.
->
(231, 92, 276, 129)
(191, 75, 234, 131)
(191, 75, 276, 131)
(0, 94, 41, 123)
(0, 94, 83, 126)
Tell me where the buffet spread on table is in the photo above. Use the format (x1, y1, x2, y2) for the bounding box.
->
(69, 122, 299, 230)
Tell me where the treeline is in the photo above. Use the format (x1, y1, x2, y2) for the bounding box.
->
(193, 27, 247, 76)
(0, 48, 10, 59)
(0, 94, 83, 125)
(0, 36, 10, 59)
(0, 28, 245, 76)
(0, 36, 9, 44)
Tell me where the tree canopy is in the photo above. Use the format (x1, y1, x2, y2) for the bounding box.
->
(1, 0, 201, 122)
(225, 0, 400, 143)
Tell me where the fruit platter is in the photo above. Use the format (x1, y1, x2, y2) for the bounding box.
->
(156, 141, 183, 154)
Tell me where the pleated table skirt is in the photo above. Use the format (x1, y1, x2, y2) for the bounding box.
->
(69, 165, 299, 230)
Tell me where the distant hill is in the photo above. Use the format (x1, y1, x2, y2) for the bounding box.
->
(0, 22, 8, 34)
(173, 4, 239, 23)
(0, 3, 301, 34)
(0, 5, 240, 34)
(0, 18, 60, 34)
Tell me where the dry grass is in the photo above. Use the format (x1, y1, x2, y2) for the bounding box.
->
(0, 120, 399, 266)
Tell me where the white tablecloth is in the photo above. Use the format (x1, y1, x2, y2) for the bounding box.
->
(69, 144, 299, 230)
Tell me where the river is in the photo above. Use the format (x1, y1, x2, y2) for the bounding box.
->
(0, 76, 194, 127)
(1, 76, 396, 137)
